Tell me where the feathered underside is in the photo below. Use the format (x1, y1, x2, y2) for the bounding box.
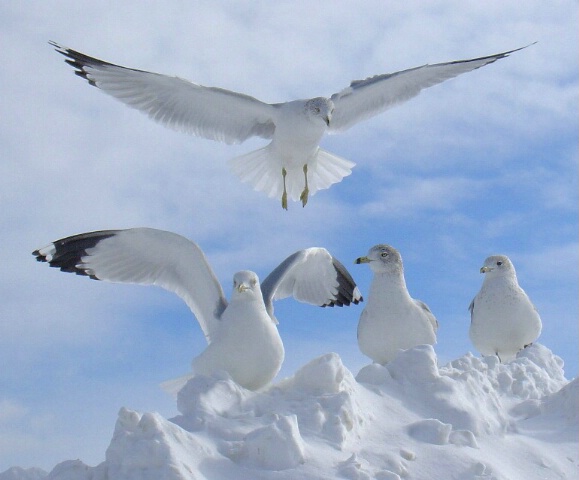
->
(260, 247, 362, 320)
(50, 41, 277, 144)
(33, 228, 227, 342)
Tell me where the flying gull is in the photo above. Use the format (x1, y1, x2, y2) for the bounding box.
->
(50, 41, 532, 209)
(33, 227, 362, 390)
(469, 254, 542, 362)
(355, 244, 437, 364)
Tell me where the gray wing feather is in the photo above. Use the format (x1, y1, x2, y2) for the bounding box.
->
(414, 299, 439, 331)
(33, 227, 227, 342)
(468, 297, 475, 321)
(260, 248, 362, 321)
(50, 41, 277, 144)
(329, 45, 533, 132)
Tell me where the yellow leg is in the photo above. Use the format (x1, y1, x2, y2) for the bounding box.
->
(299, 164, 309, 207)
(281, 167, 288, 210)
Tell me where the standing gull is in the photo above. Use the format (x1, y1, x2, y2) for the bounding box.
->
(469, 255, 542, 362)
(33, 228, 362, 390)
(355, 244, 437, 364)
(50, 41, 532, 209)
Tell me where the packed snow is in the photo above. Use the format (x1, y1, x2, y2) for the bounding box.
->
(2, 344, 577, 479)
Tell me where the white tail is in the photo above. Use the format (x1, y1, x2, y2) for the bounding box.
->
(229, 147, 355, 202)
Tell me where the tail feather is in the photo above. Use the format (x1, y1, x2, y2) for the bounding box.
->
(229, 147, 283, 199)
(229, 147, 355, 202)
(311, 152, 354, 190)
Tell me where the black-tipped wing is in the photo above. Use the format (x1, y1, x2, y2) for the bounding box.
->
(260, 248, 363, 321)
(50, 41, 277, 144)
(33, 228, 227, 342)
(329, 44, 533, 132)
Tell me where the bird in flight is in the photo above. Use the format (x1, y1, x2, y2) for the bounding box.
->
(33, 227, 362, 390)
(50, 41, 532, 209)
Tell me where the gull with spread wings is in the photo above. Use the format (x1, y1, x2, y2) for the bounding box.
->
(50, 41, 531, 209)
(33, 228, 362, 390)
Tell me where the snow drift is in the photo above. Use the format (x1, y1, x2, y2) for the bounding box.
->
(2, 344, 577, 479)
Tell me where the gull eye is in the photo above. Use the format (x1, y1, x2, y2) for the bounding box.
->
(496, 261, 503, 266)
(380, 252, 388, 258)
(314, 107, 320, 114)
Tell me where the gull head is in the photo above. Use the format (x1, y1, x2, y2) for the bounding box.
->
(304, 97, 334, 126)
(480, 255, 515, 276)
(356, 244, 403, 274)
(232, 270, 261, 299)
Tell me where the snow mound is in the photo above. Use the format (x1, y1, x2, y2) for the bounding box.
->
(0, 468, 47, 480)
(2, 344, 577, 480)
(173, 352, 364, 456)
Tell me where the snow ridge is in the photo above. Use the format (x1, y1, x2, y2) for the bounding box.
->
(1, 344, 577, 480)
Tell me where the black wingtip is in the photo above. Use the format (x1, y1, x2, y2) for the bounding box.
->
(318, 258, 364, 308)
(49, 41, 113, 87)
(33, 230, 117, 279)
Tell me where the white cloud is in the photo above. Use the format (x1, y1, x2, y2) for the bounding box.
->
(516, 242, 579, 286)
(0, 400, 27, 425)
(360, 175, 485, 218)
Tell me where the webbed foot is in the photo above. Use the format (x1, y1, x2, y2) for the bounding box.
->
(299, 187, 309, 207)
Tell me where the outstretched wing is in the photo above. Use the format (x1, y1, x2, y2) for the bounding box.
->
(260, 247, 363, 321)
(33, 227, 227, 342)
(50, 41, 277, 144)
(329, 44, 533, 132)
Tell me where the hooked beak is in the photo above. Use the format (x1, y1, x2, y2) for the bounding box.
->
(355, 256, 371, 264)
(236, 283, 250, 293)
(480, 266, 492, 273)
(324, 115, 330, 126)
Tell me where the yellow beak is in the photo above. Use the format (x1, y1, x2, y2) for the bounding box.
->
(355, 256, 371, 264)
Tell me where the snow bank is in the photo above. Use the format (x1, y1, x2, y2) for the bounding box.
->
(1, 344, 577, 480)
(0, 468, 47, 480)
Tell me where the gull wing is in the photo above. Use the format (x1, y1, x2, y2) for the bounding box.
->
(468, 297, 476, 323)
(414, 299, 439, 331)
(329, 45, 533, 132)
(260, 248, 363, 322)
(33, 227, 227, 342)
(50, 41, 277, 144)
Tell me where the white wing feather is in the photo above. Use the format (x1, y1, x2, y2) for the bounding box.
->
(51, 42, 277, 144)
(260, 248, 362, 321)
(329, 45, 532, 132)
(264, 248, 337, 304)
(35, 228, 227, 342)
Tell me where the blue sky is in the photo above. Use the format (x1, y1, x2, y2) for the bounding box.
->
(0, 0, 577, 471)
